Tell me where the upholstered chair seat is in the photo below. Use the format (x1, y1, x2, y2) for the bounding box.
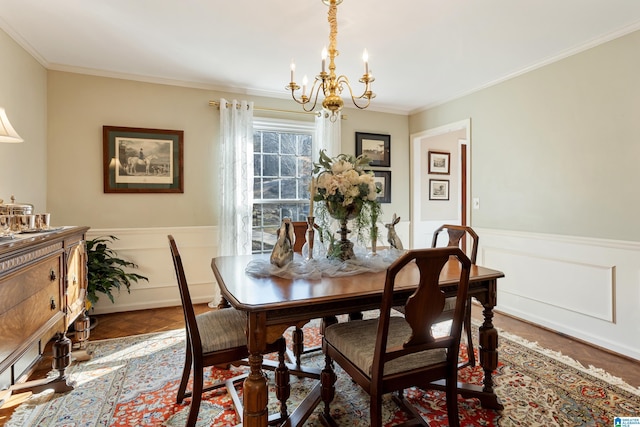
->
(324, 317, 447, 376)
(195, 308, 247, 353)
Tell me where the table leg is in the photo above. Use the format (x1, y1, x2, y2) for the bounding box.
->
(244, 313, 268, 427)
(476, 280, 504, 410)
(479, 306, 498, 392)
(292, 327, 304, 366)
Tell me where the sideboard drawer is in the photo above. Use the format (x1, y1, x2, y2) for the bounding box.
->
(0, 255, 62, 365)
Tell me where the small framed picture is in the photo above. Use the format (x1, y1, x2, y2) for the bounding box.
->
(373, 170, 391, 203)
(429, 179, 449, 201)
(428, 151, 450, 175)
(356, 132, 391, 167)
(103, 126, 184, 193)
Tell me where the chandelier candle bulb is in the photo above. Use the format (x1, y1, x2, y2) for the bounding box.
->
(363, 49, 369, 75)
(322, 47, 327, 72)
(302, 75, 308, 97)
(290, 60, 295, 82)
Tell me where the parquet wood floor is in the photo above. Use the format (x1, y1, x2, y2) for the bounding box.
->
(1, 303, 638, 425)
(470, 305, 639, 388)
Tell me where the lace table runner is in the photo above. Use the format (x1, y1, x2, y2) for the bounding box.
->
(245, 247, 404, 280)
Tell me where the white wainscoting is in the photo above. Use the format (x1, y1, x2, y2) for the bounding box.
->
(475, 227, 640, 361)
(87, 227, 219, 315)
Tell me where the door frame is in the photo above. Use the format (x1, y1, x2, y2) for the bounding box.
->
(409, 118, 471, 248)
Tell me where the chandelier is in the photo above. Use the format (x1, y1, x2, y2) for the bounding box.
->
(286, 0, 375, 119)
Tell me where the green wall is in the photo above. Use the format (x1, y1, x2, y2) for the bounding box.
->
(410, 30, 640, 242)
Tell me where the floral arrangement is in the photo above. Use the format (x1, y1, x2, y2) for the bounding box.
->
(312, 150, 382, 253)
(312, 150, 379, 210)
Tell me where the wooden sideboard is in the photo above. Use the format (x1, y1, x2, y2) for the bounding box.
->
(0, 226, 90, 401)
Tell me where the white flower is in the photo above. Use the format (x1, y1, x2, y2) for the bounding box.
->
(313, 151, 380, 208)
(332, 159, 354, 175)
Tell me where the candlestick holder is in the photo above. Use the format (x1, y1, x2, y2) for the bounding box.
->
(305, 216, 315, 260)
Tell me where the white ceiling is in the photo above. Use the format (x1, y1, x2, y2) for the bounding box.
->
(1, 0, 640, 115)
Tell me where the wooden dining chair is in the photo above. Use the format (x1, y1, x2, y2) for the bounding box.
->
(432, 224, 478, 366)
(431, 224, 478, 263)
(287, 221, 324, 366)
(168, 235, 290, 426)
(320, 247, 471, 427)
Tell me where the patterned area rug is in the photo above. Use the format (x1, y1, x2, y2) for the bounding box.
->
(6, 318, 640, 426)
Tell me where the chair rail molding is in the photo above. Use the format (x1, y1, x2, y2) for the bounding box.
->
(474, 227, 640, 361)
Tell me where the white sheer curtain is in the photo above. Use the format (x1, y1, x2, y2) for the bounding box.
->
(314, 110, 341, 159)
(218, 99, 254, 256)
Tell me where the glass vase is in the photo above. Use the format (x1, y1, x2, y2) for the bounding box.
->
(325, 201, 362, 261)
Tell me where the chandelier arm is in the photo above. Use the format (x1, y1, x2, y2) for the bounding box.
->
(289, 76, 327, 112)
(335, 75, 376, 109)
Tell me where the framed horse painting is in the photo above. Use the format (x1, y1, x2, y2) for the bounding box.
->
(103, 126, 184, 193)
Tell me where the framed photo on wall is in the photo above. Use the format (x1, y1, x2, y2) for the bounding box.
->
(103, 126, 184, 193)
(356, 132, 391, 167)
(428, 151, 450, 174)
(429, 179, 449, 200)
(373, 170, 391, 203)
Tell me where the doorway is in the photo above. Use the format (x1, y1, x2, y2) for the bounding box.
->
(409, 119, 471, 249)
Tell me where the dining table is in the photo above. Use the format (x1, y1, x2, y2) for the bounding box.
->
(211, 253, 505, 427)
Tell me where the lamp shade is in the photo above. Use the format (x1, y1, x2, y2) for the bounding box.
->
(0, 108, 24, 143)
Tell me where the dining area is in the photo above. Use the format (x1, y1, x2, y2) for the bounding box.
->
(207, 237, 505, 427)
(179, 151, 508, 426)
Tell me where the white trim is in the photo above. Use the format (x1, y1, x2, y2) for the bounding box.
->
(476, 227, 640, 251)
(253, 117, 314, 133)
(475, 226, 640, 360)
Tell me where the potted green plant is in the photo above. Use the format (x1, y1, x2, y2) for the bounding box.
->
(86, 235, 148, 310)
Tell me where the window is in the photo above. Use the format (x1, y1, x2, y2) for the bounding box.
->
(252, 119, 314, 253)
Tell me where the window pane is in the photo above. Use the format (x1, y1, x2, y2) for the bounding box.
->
(281, 156, 296, 177)
(253, 133, 261, 152)
(262, 205, 281, 226)
(263, 155, 279, 177)
(263, 132, 278, 153)
(254, 154, 262, 176)
(299, 135, 312, 156)
(263, 178, 280, 199)
(281, 133, 296, 154)
(261, 226, 279, 251)
(298, 177, 312, 198)
(281, 178, 297, 199)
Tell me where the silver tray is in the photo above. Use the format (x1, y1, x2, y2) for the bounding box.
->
(17, 227, 63, 234)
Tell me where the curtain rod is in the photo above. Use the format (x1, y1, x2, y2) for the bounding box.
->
(209, 101, 346, 119)
(209, 100, 317, 116)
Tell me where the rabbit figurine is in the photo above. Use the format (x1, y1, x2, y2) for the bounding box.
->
(270, 218, 295, 267)
(385, 213, 404, 250)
